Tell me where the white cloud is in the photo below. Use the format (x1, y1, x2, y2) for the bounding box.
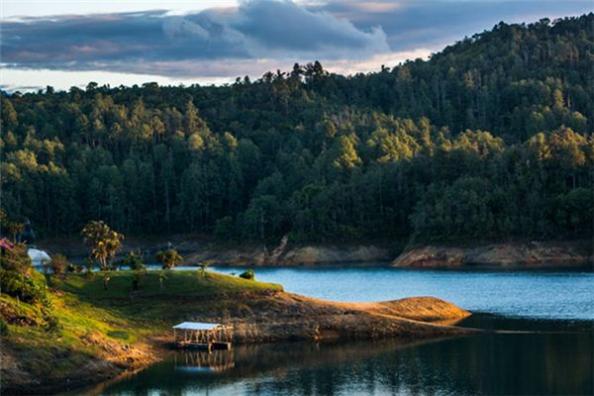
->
(2, 0, 391, 76)
(323, 48, 432, 75)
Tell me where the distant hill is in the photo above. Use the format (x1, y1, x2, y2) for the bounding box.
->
(1, 13, 592, 243)
(326, 14, 594, 141)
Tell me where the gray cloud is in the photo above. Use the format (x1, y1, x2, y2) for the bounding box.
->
(317, 0, 594, 51)
(1, 0, 592, 79)
(1, 0, 388, 76)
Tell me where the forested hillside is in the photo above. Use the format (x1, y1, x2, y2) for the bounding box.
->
(1, 14, 593, 243)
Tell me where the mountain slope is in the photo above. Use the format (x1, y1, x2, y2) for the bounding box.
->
(1, 14, 592, 243)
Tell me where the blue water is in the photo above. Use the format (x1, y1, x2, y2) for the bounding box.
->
(212, 266, 594, 320)
(99, 266, 594, 395)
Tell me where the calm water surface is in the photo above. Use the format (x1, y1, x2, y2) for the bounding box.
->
(100, 267, 594, 396)
(211, 266, 594, 320)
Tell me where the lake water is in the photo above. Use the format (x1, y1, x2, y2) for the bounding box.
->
(211, 266, 594, 320)
(99, 267, 594, 395)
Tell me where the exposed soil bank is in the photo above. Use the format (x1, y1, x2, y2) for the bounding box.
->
(202, 293, 472, 343)
(39, 236, 591, 268)
(1, 287, 470, 394)
(393, 241, 593, 269)
(37, 235, 396, 266)
(1, 336, 159, 395)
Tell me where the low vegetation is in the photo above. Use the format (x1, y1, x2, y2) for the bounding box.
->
(155, 248, 183, 270)
(239, 268, 256, 280)
(1, 255, 282, 393)
(1, 230, 471, 393)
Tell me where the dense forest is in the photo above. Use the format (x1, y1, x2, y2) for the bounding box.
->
(1, 14, 593, 244)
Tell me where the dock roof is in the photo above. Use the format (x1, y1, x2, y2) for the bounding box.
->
(172, 322, 221, 331)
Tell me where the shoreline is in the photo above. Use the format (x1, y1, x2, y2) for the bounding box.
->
(1, 271, 473, 395)
(36, 236, 593, 269)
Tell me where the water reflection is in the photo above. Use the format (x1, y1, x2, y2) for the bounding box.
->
(102, 316, 594, 396)
(174, 350, 235, 373)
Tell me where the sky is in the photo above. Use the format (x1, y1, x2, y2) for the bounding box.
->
(1, 0, 592, 91)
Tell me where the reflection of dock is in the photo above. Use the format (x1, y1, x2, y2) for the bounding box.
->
(174, 350, 235, 373)
(173, 322, 232, 352)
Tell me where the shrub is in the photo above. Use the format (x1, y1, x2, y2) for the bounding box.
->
(108, 330, 129, 340)
(84, 259, 94, 276)
(0, 243, 32, 273)
(44, 314, 61, 333)
(121, 251, 145, 271)
(48, 254, 69, 276)
(198, 261, 211, 277)
(131, 268, 146, 290)
(0, 269, 48, 304)
(239, 269, 255, 280)
(0, 317, 8, 336)
(0, 244, 48, 305)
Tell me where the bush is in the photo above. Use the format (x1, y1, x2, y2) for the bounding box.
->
(121, 251, 145, 271)
(48, 254, 69, 276)
(239, 269, 255, 280)
(0, 243, 32, 273)
(0, 269, 48, 305)
(84, 259, 94, 276)
(44, 314, 61, 333)
(0, 317, 8, 336)
(132, 268, 146, 290)
(108, 330, 129, 340)
(0, 244, 48, 305)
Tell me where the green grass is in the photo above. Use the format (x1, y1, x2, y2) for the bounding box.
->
(52, 270, 283, 323)
(2, 289, 139, 383)
(1, 269, 283, 388)
(58, 270, 282, 300)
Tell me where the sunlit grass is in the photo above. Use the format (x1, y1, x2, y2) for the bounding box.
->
(58, 270, 282, 300)
(2, 269, 282, 381)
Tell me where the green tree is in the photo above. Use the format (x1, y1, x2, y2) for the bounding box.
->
(155, 249, 183, 270)
(81, 220, 124, 271)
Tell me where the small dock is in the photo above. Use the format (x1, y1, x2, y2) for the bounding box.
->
(173, 322, 232, 352)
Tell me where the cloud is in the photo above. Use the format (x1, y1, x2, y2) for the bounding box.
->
(230, 0, 388, 57)
(1, 0, 592, 88)
(323, 48, 432, 76)
(1, 0, 389, 77)
(316, 0, 594, 51)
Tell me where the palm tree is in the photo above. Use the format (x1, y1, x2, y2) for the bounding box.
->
(81, 220, 124, 271)
(81, 221, 123, 291)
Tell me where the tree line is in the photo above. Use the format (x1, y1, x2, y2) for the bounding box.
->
(1, 14, 593, 244)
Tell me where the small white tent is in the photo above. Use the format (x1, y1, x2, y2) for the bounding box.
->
(27, 248, 51, 266)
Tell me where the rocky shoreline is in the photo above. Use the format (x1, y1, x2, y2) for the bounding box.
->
(393, 241, 593, 269)
(38, 236, 593, 268)
(1, 289, 472, 394)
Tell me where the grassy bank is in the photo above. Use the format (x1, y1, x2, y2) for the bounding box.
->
(1, 270, 282, 393)
(1, 269, 470, 394)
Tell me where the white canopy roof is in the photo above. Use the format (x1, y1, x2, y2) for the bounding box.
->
(173, 322, 220, 331)
(28, 248, 51, 264)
